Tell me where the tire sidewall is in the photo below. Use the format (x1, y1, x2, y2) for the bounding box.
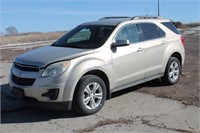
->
(76, 75, 106, 115)
(166, 57, 181, 85)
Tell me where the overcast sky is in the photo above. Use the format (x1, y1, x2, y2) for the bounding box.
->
(1, 0, 199, 33)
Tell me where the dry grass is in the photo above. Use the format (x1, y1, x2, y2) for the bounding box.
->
(0, 31, 66, 45)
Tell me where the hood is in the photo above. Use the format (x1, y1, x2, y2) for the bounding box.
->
(15, 46, 94, 68)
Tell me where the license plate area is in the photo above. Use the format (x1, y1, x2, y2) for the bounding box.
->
(12, 87, 24, 99)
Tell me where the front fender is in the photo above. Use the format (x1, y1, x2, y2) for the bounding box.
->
(62, 52, 113, 103)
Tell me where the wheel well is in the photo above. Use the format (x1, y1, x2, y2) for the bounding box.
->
(83, 70, 111, 100)
(171, 52, 182, 64)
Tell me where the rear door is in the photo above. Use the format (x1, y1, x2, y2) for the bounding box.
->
(139, 23, 166, 80)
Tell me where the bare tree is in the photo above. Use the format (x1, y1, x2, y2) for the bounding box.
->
(6, 26, 18, 35)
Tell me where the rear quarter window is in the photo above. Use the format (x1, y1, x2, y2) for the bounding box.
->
(162, 22, 180, 34)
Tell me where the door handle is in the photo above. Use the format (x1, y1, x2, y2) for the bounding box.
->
(137, 47, 143, 52)
(162, 41, 167, 45)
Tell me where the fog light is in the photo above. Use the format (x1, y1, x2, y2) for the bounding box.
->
(42, 89, 59, 100)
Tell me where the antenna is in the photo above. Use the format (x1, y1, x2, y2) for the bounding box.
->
(146, 8, 150, 16)
(145, 0, 160, 16)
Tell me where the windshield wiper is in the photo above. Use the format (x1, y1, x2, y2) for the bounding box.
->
(52, 44, 83, 48)
(66, 45, 83, 48)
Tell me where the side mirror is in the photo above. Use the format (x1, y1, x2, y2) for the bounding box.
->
(112, 40, 130, 48)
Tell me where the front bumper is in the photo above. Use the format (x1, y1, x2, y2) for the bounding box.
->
(9, 78, 66, 102)
(9, 74, 72, 111)
(9, 65, 71, 102)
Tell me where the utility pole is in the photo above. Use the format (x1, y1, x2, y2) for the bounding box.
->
(158, 0, 160, 16)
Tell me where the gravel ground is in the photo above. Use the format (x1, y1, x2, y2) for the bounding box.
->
(136, 31, 200, 107)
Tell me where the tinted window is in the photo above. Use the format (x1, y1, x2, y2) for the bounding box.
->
(140, 23, 163, 41)
(158, 27, 165, 37)
(115, 24, 139, 44)
(162, 22, 180, 34)
(136, 24, 144, 41)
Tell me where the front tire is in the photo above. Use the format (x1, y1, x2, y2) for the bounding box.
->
(162, 57, 181, 85)
(73, 75, 106, 115)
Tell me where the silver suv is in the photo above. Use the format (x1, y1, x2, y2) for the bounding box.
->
(9, 16, 185, 115)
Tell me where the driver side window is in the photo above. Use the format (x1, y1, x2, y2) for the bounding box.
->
(115, 24, 139, 44)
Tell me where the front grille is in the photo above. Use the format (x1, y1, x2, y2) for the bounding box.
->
(12, 74, 35, 86)
(14, 63, 39, 72)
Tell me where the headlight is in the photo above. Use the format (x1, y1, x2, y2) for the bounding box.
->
(42, 61, 70, 78)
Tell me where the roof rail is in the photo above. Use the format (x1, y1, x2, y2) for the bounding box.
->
(99, 16, 130, 20)
(131, 16, 162, 20)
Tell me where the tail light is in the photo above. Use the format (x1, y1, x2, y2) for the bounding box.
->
(180, 36, 185, 46)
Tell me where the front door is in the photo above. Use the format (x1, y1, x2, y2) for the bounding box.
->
(111, 24, 145, 88)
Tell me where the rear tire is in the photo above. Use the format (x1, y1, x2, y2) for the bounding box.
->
(162, 57, 181, 85)
(72, 75, 106, 115)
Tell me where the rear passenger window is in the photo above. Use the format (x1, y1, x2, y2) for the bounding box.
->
(158, 27, 165, 37)
(162, 22, 180, 34)
(140, 23, 164, 41)
(115, 24, 139, 44)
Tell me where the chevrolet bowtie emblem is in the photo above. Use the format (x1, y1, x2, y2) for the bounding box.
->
(19, 71, 23, 77)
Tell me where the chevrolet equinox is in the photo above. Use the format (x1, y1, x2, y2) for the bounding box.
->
(9, 16, 185, 115)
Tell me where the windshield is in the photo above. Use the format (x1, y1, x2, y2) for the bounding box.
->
(53, 25, 115, 49)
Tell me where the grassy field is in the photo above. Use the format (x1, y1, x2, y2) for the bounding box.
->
(0, 31, 66, 45)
